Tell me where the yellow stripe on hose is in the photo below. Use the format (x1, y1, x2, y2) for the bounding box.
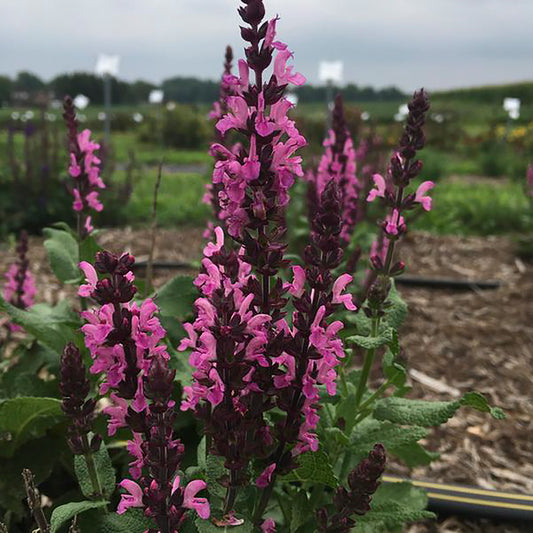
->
(382, 475, 533, 502)
(426, 492, 533, 512)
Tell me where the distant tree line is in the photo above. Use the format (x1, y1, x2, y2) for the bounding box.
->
(432, 82, 533, 104)
(0, 70, 409, 106)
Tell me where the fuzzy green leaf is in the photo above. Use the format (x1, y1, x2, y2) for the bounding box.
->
(79, 508, 154, 533)
(0, 297, 79, 353)
(290, 489, 312, 532)
(374, 392, 505, 427)
(347, 327, 394, 351)
(282, 450, 338, 487)
(390, 442, 440, 468)
(74, 443, 116, 499)
(349, 419, 427, 464)
(0, 397, 64, 457)
(155, 275, 197, 321)
(354, 482, 434, 532)
(51, 500, 108, 533)
(43, 227, 80, 283)
(384, 282, 408, 330)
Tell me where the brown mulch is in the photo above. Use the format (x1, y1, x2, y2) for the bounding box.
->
(1, 228, 531, 532)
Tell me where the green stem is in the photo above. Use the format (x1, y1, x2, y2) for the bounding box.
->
(253, 483, 275, 525)
(81, 435, 105, 503)
(353, 316, 380, 408)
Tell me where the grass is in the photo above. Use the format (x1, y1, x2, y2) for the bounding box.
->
(416, 178, 532, 235)
(125, 170, 211, 227)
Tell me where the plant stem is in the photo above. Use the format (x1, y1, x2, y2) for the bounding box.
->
(22, 468, 50, 533)
(353, 316, 380, 408)
(253, 482, 275, 525)
(81, 435, 105, 501)
(145, 160, 163, 296)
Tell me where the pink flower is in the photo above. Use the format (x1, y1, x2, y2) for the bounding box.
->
(367, 174, 386, 202)
(262, 518, 276, 533)
(385, 209, 405, 236)
(264, 16, 279, 48)
(285, 265, 306, 298)
(85, 191, 103, 212)
(84, 216, 94, 234)
(117, 479, 143, 514)
(332, 274, 357, 311)
(414, 181, 435, 211)
(274, 48, 306, 86)
(69, 153, 81, 177)
(72, 188, 83, 212)
(78, 261, 97, 297)
(178, 477, 210, 519)
(203, 226, 225, 257)
(256, 463, 276, 488)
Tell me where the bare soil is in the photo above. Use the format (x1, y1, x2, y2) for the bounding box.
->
(1, 228, 531, 532)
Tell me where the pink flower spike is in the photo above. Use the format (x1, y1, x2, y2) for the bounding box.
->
(262, 518, 277, 533)
(117, 479, 143, 514)
(367, 174, 386, 202)
(256, 463, 276, 488)
(332, 274, 357, 311)
(183, 479, 210, 519)
(78, 261, 98, 297)
(414, 181, 435, 211)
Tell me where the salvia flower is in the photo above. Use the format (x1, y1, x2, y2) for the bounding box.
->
(63, 96, 105, 237)
(59, 342, 101, 455)
(3, 230, 36, 332)
(317, 444, 386, 533)
(180, 228, 274, 499)
(117, 355, 210, 529)
(212, 0, 306, 238)
(79, 251, 209, 529)
(308, 94, 359, 245)
(205, 45, 238, 237)
(365, 90, 432, 297)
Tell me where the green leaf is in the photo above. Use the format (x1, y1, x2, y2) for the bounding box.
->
(282, 450, 338, 487)
(384, 282, 408, 330)
(290, 489, 311, 532)
(43, 227, 80, 283)
(0, 436, 64, 515)
(155, 275, 197, 321)
(79, 233, 102, 264)
(51, 500, 108, 533)
(354, 482, 434, 532)
(390, 442, 440, 468)
(0, 397, 64, 457)
(74, 443, 116, 499)
(349, 419, 427, 464)
(205, 453, 227, 498)
(374, 392, 505, 427)
(347, 327, 393, 351)
(461, 392, 506, 419)
(79, 508, 154, 533)
(0, 297, 79, 353)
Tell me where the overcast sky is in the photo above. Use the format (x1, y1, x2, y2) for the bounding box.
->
(1, 0, 532, 91)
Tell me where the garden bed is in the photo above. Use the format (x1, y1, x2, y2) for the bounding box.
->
(1, 229, 531, 532)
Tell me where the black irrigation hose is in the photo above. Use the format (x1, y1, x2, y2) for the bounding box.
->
(134, 261, 502, 291)
(395, 275, 501, 290)
(132, 260, 192, 271)
(383, 475, 533, 522)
